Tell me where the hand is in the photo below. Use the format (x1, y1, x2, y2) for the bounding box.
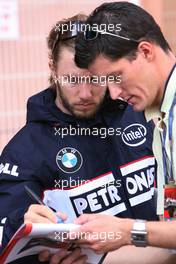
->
(70, 214, 134, 254)
(24, 204, 67, 223)
(38, 248, 87, 264)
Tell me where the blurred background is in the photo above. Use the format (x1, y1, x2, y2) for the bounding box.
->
(0, 0, 176, 152)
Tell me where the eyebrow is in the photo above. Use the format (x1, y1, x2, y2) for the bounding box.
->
(107, 71, 122, 77)
(64, 74, 80, 78)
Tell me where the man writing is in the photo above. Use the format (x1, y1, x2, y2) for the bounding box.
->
(74, 1, 176, 253)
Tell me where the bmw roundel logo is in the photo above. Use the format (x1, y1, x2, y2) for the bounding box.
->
(56, 147, 83, 173)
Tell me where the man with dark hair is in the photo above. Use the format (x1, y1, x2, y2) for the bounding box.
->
(74, 1, 176, 252)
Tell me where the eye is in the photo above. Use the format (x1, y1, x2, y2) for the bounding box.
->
(89, 76, 106, 87)
(68, 76, 79, 84)
(107, 74, 122, 85)
(115, 74, 122, 84)
(90, 76, 97, 84)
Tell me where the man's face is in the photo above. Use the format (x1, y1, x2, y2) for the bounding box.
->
(88, 52, 161, 112)
(54, 47, 107, 119)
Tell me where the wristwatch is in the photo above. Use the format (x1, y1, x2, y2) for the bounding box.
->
(131, 219, 148, 247)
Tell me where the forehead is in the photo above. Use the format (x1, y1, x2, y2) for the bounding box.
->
(57, 47, 91, 75)
(88, 55, 129, 76)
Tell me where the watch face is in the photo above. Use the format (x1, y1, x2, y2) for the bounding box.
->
(132, 232, 147, 240)
(131, 221, 147, 247)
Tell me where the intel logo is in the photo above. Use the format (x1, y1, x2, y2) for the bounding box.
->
(121, 124, 147, 147)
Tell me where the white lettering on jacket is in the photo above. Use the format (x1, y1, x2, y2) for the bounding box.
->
(120, 156, 155, 206)
(43, 172, 127, 218)
(74, 185, 121, 214)
(0, 163, 19, 177)
(0, 218, 7, 246)
(43, 156, 155, 217)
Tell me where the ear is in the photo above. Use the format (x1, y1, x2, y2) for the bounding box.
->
(48, 59, 57, 78)
(137, 41, 154, 61)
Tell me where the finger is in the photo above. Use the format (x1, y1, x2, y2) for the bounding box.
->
(24, 211, 55, 224)
(76, 243, 91, 248)
(56, 211, 67, 222)
(95, 251, 104, 255)
(38, 250, 50, 262)
(74, 214, 101, 225)
(24, 204, 57, 223)
(60, 248, 82, 264)
(49, 249, 68, 264)
(72, 255, 88, 264)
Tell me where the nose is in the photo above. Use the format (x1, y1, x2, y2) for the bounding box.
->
(108, 83, 122, 100)
(79, 83, 92, 100)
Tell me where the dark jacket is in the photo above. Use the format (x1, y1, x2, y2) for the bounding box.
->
(0, 88, 157, 262)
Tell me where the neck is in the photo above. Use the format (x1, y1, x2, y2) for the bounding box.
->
(156, 49, 176, 105)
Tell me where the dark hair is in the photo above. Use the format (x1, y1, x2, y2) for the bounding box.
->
(75, 1, 171, 68)
(47, 14, 87, 85)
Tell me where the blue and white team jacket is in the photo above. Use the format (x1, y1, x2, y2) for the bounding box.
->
(0, 88, 158, 258)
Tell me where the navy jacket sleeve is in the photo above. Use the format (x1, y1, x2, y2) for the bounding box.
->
(0, 142, 43, 254)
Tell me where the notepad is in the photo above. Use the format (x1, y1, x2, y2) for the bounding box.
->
(0, 222, 104, 264)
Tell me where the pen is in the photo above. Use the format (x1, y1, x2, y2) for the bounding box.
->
(24, 186, 76, 249)
(24, 185, 63, 223)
